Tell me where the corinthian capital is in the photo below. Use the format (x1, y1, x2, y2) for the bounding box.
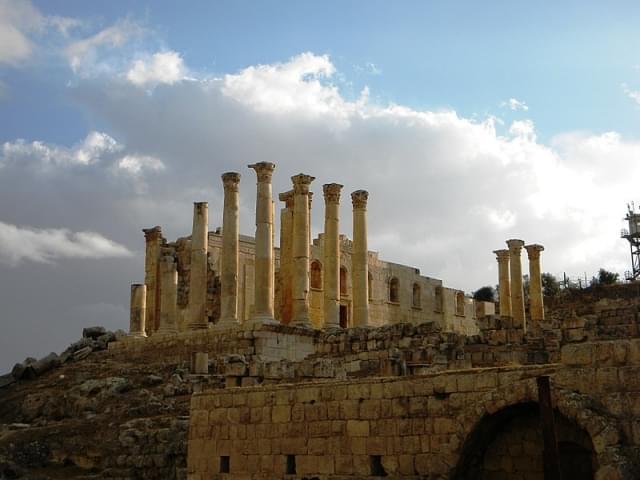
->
(351, 190, 369, 209)
(291, 173, 315, 195)
(221, 172, 241, 191)
(248, 162, 275, 182)
(323, 183, 343, 204)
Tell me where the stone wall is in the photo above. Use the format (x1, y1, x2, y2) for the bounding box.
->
(187, 338, 640, 479)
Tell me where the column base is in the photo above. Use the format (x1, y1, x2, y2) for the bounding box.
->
(291, 316, 313, 329)
(322, 323, 342, 332)
(188, 323, 209, 331)
(213, 318, 240, 330)
(244, 314, 278, 329)
(128, 332, 147, 338)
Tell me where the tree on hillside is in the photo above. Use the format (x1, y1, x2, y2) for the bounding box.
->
(473, 286, 496, 302)
(596, 268, 619, 285)
(541, 273, 560, 297)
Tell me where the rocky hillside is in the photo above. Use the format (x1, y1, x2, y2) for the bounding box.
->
(0, 328, 194, 479)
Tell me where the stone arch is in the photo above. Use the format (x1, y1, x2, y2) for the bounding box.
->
(389, 277, 399, 303)
(310, 260, 322, 290)
(450, 378, 633, 480)
(455, 291, 465, 316)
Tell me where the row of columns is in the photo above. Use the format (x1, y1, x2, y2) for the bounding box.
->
(130, 163, 371, 334)
(493, 239, 545, 331)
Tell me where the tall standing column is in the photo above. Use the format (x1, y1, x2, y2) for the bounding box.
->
(158, 256, 178, 334)
(248, 162, 276, 326)
(323, 183, 343, 329)
(526, 244, 545, 322)
(507, 238, 526, 330)
(218, 172, 241, 328)
(352, 190, 370, 327)
(142, 226, 163, 335)
(493, 249, 512, 316)
(129, 284, 147, 337)
(291, 173, 315, 327)
(279, 190, 295, 324)
(189, 202, 209, 330)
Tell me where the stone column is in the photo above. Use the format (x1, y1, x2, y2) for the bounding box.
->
(188, 202, 209, 330)
(218, 172, 241, 328)
(158, 256, 178, 334)
(247, 162, 276, 326)
(526, 244, 545, 322)
(323, 183, 343, 329)
(129, 284, 147, 337)
(278, 190, 295, 324)
(493, 249, 512, 317)
(142, 226, 163, 335)
(507, 238, 526, 330)
(352, 190, 369, 327)
(291, 173, 315, 327)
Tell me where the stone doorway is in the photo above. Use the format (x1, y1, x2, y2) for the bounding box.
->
(339, 305, 348, 328)
(453, 402, 596, 479)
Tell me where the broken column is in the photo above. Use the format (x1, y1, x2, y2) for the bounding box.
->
(142, 226, 163, 335)
(188, 202, 209, 330)
(279, 190, 295, 324)
(352, 190, 370, 327)
(218, 172, 241, 328)
(493, 249, 512, 317)
(507, 238, 526, 330)
(291, 173, 315, 327)
(247, 162, 276, 326)
(157, 256, 178, 334)
(526, 244, 545, 322)
(323, 183, 343, 329)
(129, 284, 147, 337)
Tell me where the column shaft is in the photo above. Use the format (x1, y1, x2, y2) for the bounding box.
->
(142, 226, 163, 335)
(219, 172, 241, 328)
(158, 256, 178, 334)
(507, 239, 526, 330)
(129, 284, 147, 337)
(526, 244, 545, 322)
(352, 190, 369, 327)
(189, 202, 209, 329)
(248, 162, 276, 325)
(279, 190, 294, 324)
(291, 173, 315, 327)
(493, 249, 512, 316)
(323, 184, 343, 329)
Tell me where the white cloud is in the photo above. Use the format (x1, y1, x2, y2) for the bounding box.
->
(65, 18, 144, 74)
(502, 98, 529, 111)
(622, 82, 640, 105)
(116, 154, 165, 175)
(126, 51, 186, 87)
(0, 221, 132, 266)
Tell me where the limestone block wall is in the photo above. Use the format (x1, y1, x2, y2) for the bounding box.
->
(187, 339, 640, 479)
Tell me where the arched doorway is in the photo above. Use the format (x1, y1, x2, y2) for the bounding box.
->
(453, 402, 596, 480)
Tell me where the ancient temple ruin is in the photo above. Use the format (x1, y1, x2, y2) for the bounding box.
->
(130, 163, 491, 338)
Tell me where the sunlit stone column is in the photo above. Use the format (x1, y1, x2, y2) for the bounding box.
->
(247, 162, 276, 326)
(291, 173, 315, 327)
(507, 238, 526, 330)
(352, 190, 369, 327)
(188, 202, 209, 330)
(279, 190, 295, 324)
(218, 172, 241, 328)
(323, 183, 343, 329)
(493, 249, 512, 317)
(158, 256, 178, 334)
(129, 284, 147, 337)
(142, 226, 163, 335)
(526, 244, 545, 322)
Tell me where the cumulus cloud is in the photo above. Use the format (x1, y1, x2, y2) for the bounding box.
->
(60, 52, 637, 290)
(0, 221, 132, 266)
(65, 18, 144, 74)
(126, 51, 186, 87)
(0, 0, 80, 65)
(502, 98, 529, 111)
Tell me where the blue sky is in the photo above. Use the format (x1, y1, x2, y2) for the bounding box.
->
(2, 1, 640, 371)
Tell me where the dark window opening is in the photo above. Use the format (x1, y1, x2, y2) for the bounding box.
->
(339, 305, 348, 328)
(286, 454, 296, 474)
(370, 455, 387, 476)
(220, 456, 230, 473)
(389, 277, 399, 303)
